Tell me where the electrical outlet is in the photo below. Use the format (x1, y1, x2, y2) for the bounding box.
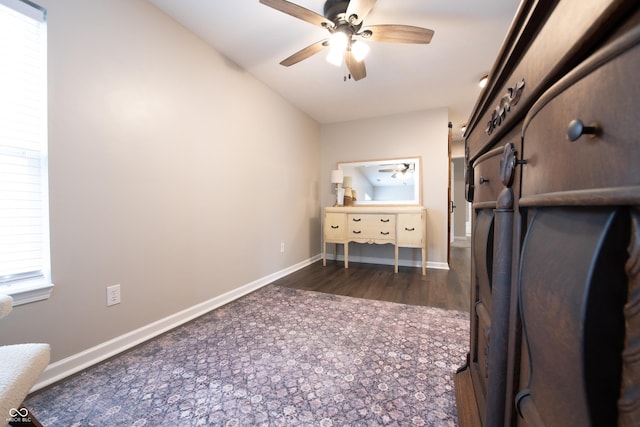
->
(106, 284, 121, 306)
(280, 242, 285, 253)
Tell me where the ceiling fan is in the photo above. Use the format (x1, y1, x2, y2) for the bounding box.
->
(259, 0, 435, 81)
(379, 162, 414, 178)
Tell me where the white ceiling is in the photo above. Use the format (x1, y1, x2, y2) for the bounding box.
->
(146, 0, 520, 140)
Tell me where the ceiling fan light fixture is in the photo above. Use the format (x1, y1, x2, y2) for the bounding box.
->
(326, 30, 348, 66)
(351, 40, 370, 62)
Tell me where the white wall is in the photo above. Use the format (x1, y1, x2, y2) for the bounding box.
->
(0, 0, 460, 388)
(451, 140, 468, 239)
(321, 109, 450, 268)
(0, 0, 321, 366)
(452, 158, 467, 238)
(452, 140, 465, 158)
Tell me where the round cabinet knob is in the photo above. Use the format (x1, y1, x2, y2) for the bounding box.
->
(566, 119, 600, 141)
(500, 142, 517, 188)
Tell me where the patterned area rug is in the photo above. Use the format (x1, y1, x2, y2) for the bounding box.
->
(26, 285, 469, 426)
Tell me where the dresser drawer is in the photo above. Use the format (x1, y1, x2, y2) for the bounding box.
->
(472, 149, 503, 204)
(521, 32, 640, 197)
(348, 214, 395, 241)
(397, 213, 424, 246)
(467, 0, 635, 160)
(324, 212, 346, 241)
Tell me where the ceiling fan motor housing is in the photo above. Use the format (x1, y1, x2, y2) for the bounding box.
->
(324, 0, 364, 36)
(323, 0, 349, 22)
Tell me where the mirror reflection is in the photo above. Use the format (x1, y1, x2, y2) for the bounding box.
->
(337, 157, 421, 205)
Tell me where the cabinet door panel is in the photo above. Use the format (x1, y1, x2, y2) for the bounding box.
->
(469, 208, 495, 426)
(324, 213, 346, 241)
(516, 207, 628, 427)
(474, 209, 495, 314)
(397, 213, 423, 246)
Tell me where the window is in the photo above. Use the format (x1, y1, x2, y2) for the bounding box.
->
(0, 0, 52, 305)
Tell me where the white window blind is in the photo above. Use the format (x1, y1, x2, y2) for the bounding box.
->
(0, 0, 51, 304)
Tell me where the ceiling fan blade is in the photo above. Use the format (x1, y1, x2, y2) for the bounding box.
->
(280, 39, 328, 66)
(345, 0, 376, 25)
(363, 24, 434, 44)
(345, 51, 366, 81)
(259, 0, 332, 28)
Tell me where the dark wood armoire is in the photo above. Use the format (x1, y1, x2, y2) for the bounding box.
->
(454, 1, 640, 426)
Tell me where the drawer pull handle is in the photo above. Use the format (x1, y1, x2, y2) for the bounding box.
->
(330, 225, 339, 229)
(352, 218, 361, 222)
(380, 231, 390, 235)
(380, 218, 390, 223)
(405, 227, 415, 231)
(479, 176, 490, 184)
(352, 230, 361, 234)
(566, 119, 600, 141)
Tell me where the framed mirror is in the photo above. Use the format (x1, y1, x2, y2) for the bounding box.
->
(337, 157, 422, 205)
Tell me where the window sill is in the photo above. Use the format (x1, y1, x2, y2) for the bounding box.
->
(1, 279, 54, 306)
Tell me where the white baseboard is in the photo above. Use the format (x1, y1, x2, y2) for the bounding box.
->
(33, 254, 322, 392)
(427, 261, 450, 270)
(329, 254, 449, 271)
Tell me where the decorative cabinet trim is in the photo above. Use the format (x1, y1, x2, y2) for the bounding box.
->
(619, 208, 640, 426)
(322, 206, 427, 275)
(485, 79, 525, 136)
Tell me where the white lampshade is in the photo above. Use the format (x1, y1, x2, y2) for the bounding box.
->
(327, 31, 348, 66)
(351, 40, 370, 62)
(331, 169, 344, 184)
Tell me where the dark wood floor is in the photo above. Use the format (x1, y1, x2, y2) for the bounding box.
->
(272, 246, 471, 312)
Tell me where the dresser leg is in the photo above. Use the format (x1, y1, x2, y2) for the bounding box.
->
(344, 243, 349, 269)
(394, 245, 399, 273)
(323, 242, 327, 266)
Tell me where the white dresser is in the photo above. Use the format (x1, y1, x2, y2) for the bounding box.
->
(323, 206, 427, 275)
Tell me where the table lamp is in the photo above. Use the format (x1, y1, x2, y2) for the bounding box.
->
(331, 169, 344, 206)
